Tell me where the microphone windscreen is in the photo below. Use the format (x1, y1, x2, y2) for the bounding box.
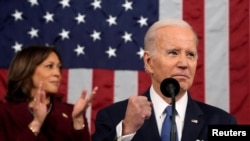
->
(160, 78, 180, 98)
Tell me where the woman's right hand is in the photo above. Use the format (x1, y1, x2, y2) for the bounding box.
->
(28, 81, 48, 135)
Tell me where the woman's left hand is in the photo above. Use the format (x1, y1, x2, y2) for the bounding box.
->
(72, 86, 98, 130)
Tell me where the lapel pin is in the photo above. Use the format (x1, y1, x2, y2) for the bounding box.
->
(191, 119, 198, 123)
(62, 113, 68, 118)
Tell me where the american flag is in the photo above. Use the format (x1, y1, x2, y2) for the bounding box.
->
(0, 0, 249, 135)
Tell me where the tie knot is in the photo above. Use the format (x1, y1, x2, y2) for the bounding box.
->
(165, 106, 172, 117)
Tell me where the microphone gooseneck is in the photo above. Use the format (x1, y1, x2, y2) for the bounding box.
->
(160, 77, 180, 141)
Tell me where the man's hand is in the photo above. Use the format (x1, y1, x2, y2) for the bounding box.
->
(122, 96, 152, 135)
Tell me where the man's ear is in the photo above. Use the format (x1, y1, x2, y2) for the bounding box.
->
(143, 51, 153, 73)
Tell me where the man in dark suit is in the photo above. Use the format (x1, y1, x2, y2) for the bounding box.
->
(92, 19, 237, 141)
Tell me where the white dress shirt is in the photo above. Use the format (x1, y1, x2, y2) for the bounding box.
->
(150, 85, 188, 141)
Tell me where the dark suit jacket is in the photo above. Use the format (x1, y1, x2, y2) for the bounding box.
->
(0, 100, 91, 141)
(92, 89, 237, 141)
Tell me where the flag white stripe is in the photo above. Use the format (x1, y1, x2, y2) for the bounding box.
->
(159, 0, 183, 20)
(205, 0, 229, 112)
(68, 69, 93, 129)
(114, 70, 138, 102)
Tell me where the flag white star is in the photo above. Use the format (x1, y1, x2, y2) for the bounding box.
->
(12, 42, 23, 52)
(122, 0, 133, 11)
(137, 16, 148, 27)
(12, 10, 23, 21)
(91, 0, 101, 10)
(90, 30, 101, 41)
(74, 44, 85, 56)
(59, 29, 70, 40)
(106, 15, 117, 26)
(45, 43, 53, 47)
(75, 13, 85, 24)
(137, 47, 144, 59)
(28, 27, 39, 38)
(28, 0, 39, 7)
(122, 31, 132, 43)
(43, 12, 54, 23)
(59, 0, 70, 8)
(106, 46, 116, 58)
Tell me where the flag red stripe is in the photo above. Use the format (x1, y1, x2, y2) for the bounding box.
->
(91, 69, 115, 133)
(58, 69, 69, 102)
(0, 69, 7, 103)
(138, 71, 151, 95)
(183, 0, 205, 102)
(229, 0, 250, 124)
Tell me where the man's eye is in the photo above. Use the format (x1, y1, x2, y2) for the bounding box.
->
(187, 52, 195, 57)
(169, 51, 177, 55)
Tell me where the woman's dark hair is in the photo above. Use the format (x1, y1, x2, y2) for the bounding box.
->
(5, 45, 62, 102)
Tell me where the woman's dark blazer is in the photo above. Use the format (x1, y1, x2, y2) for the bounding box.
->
(0, 100, 91, 141)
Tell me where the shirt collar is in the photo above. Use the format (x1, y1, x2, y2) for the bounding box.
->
(150, 85, 187, 121)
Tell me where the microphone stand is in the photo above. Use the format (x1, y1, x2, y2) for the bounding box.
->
(160, 78, 180, 141)
(170, 84, 177, 141)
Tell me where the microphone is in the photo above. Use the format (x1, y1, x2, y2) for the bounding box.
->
(160, 77, 180, 98)
(160, 78, 180, 141)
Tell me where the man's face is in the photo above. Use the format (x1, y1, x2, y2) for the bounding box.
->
(144, 26, 198, 92)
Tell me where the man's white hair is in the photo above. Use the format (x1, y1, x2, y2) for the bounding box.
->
(144, 19, 198, 52)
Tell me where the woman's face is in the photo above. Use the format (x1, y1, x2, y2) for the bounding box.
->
(32, 52, 62, 95)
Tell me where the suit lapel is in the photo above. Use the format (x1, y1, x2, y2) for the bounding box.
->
(181, 95, 205, 141)
(135, 113, 161, 141)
